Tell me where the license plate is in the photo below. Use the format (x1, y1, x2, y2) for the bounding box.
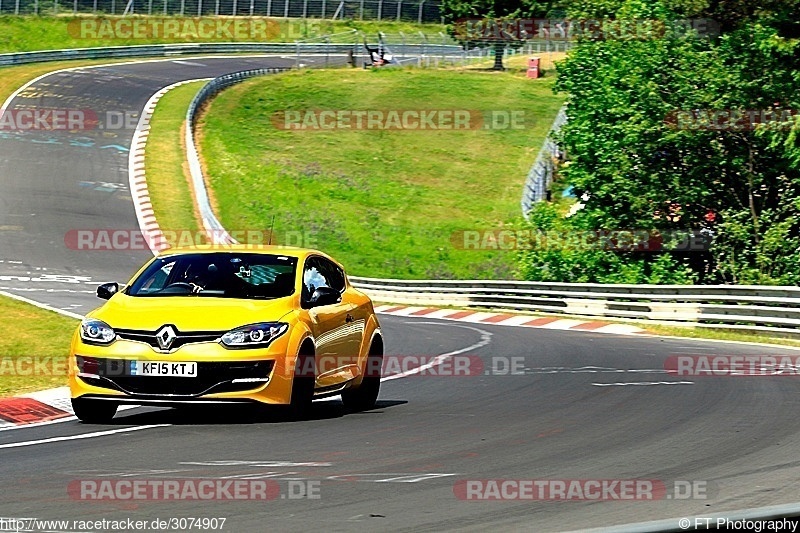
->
(130, 361, 197, 377)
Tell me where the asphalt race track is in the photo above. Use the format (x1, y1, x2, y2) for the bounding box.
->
(2, 55, 800, 532)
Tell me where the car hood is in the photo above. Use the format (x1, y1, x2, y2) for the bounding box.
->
(89, 293, 295, 331)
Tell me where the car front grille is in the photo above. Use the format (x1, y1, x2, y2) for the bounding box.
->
(76, 357, 275, 397)
(115, 328, 225, 351)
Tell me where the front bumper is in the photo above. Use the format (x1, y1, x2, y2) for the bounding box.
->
(69, 336, 296, 405)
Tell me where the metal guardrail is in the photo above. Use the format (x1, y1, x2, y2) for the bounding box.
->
(0, 41, 461, 66)
(521, 104, 567, 217)
(0, 43, 306, 66)
(185, 67, 297, 243)
(349, 276, 800, 337)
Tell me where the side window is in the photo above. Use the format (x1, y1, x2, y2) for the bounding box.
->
(318, 258, 345, 293)
(303, 258, 329, 297)
(302, 257, 346, 304)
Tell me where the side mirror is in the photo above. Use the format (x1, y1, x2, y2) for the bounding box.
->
(309, 286, 341, 307)
(97, 282, 119, 300)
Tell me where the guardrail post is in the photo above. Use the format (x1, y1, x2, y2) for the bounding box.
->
(377, 0, 382, 20)
(396, 0, 401, 21)
(215, 0, 219, 15)
(359, 0, 364, 20)
(321, 0, 326, 18)
(14, 0, 19, 15)
(648, 303, 701, 322)
(564, 299, 609, 317)
(195, 0, 200, 16)
(232, 0, 237, 15)
(284, 0, 289, 18)
(302, 0, 307, 17)
(417, 0, 424, 24)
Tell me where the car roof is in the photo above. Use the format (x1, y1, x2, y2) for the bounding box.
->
(156, 245, 338, 265)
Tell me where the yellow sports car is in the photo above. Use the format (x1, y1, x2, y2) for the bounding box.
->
(68, 245, 383, 423)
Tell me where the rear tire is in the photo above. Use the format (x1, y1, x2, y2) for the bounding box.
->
(341, 342, 382, 412)
(288, 350, 315, 420)
(71, 398, 118, 423)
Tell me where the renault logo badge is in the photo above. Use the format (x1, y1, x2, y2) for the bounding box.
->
(156, 325, 177, 351)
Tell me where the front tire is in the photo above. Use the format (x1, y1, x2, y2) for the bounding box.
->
(342, 344, 382, 412)
(288, 352, 315, 420)
(72, 398, 118, 423)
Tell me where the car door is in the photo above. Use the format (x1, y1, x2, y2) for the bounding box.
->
(301, 256, 360, 387)
(322, 259, 365, 362)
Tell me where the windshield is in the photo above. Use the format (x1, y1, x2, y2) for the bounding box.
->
(126, 253, 297, 299)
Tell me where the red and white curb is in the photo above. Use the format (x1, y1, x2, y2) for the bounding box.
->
(128, 78, 211, 256)
(0, 388, 141, 429)
(0, 388, 74, 428)
(374, 305, 647, 335)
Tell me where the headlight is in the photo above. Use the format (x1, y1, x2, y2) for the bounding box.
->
(80, 318, 116, 345)
(221, 322, 289, 349)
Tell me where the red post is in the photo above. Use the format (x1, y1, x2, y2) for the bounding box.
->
(527, 57, 541, 79)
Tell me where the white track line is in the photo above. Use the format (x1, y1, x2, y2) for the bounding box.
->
(381, 323, 492, 382)
(0, 424, 170, 449)
(591, 381, 694, 387)
(0, 290, 82, 320)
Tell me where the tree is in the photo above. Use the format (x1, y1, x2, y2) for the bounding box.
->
(441, 0, 561, 70)
(546, 0, 800, 284)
